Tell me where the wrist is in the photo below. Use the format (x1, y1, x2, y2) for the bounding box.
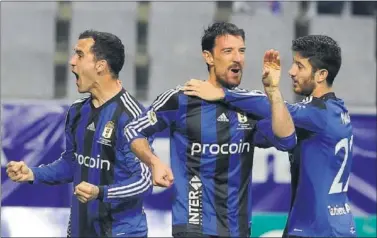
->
(264, 86, 280, 94)
(28, 168, 35, 181)
(96, 186, 104, 200)
(149, 156, 161, 168)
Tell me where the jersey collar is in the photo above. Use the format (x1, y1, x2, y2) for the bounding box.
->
(319, 92, 336, 101)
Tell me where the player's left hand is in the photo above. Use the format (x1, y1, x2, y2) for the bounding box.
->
(74, 181, 99, 203)
(182, 79, 225, 101)
(262, 49, 281, 89)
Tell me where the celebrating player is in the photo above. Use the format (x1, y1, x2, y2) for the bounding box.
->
(124, 22, 296, 237)
(184, 35, 357, 237)
(6, 30, 152, 237)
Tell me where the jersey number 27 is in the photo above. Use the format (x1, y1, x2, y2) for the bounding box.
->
(329, 135, 353, 194)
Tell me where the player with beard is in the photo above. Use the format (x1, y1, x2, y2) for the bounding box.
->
(183, 35, 357, 237)
(123, 22, 297, 237)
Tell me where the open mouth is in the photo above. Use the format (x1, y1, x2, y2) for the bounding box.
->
(230, 68, 240, 73)
(72, 71, 79, 80)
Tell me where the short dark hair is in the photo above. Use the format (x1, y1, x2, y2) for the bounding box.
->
(292, 35, 341, 86)
(201, 22, 245, 71)
(79, 30, 125, 79)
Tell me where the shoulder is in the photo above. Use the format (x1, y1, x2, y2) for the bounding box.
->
(227, 87, 266, 97)
(301, 96, 327, 110)
(67, 95, 91, 114)
(151, 85, 183, 111)
(118, 90, 146, 119)
(71, 95, 90, 106)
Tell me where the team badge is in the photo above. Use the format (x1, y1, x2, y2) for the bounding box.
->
(102, 121, 114, 139)
(237, 112, 248, 123)
(147, 110, 158, 125)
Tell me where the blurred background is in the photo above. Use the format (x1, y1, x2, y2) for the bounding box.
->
(1, 1, 376, 237)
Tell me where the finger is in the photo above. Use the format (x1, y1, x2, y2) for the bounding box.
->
(268, 49, 274, 63)
(275, 54, 281, 66)
(8, 171, 19, 180)
(166, 169, 174, 182)
(75, 188, 90, 199)
(7, 161, 16, 168)
(182, 85, 195, 91)
(80, 181, 89, 186)
(7, 171, 16, 178)
(263, 50, 269, 63)
(188, 79, 202, 87)
(76, 185, 92, 196)
(262, 67, 270, 79)
(184, 79, 195, 86)
(6, 167, 14, 174)
(76, 195, 88, 203)
(7, 163, 22, 172)
(156, 179, 170, 188)
(21, 164, 29, 174)
(183, 91, 198, 96)
(13, 173, 25, 182)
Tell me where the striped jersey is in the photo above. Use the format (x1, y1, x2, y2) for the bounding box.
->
(223, 89, 357, 237)
(30, 88, 153, 237)
(124, 86, 296, 237)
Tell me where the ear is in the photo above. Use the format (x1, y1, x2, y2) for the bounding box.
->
(316, 69, 328, 83)
(202, 50, 214, 67)
(95, 60, 106, 74)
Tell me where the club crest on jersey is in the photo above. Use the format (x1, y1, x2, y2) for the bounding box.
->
(236, 112, 253, 130)
(147, 110, 158, 125)
(102, 121, 114, 139)
(237, 112, 248, 123)
(97, 121, 114, 147)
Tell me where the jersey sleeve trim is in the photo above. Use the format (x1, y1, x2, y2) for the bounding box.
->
(124, 87, 180, 142)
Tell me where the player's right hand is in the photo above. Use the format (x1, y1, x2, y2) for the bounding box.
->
(6, 161, 34, 182)
(150, 159, 174, 187)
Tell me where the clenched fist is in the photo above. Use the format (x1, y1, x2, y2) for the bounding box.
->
(6, 161, 34, 182)
(150, 159, 174, 187)
(74, 181, 99, 203)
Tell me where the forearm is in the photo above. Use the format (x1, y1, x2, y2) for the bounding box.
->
(130, 138, 160, 167)
(265, 87, 295, 138)
(97, 162, 152, 203)
(30, 158, 74, 185)
(222, 88, 271, 118)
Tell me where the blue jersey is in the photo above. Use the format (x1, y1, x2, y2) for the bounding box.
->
(30, 89, 153, 237)
(124, 86, 296, 237)
(223, 88, 357, 237)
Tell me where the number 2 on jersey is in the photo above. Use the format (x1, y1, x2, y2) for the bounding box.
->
(329, 135, 353, 194)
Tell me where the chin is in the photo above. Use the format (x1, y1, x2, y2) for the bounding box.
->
(228, 79, 241, 88)
(77, 87, 87, 94)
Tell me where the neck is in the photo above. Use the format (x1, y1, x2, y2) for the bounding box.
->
(207, 71, 222, 88)
(90, 77, 122, 108)
(310, 84, 332, 98)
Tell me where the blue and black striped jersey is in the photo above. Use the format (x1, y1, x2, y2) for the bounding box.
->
(223, 89, 357, 237)
(30, 89, 153, 237)
(124, 86, 296, 237)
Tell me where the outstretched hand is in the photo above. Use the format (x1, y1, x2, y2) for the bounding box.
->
(262, 49, 281, 89)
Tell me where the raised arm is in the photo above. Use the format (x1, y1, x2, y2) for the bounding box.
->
(124, 87, 181, 187)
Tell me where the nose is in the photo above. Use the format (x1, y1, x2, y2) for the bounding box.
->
(288, 65, 296, 78)
(69, 55, 76, 67)
(233, 51, 243, 64)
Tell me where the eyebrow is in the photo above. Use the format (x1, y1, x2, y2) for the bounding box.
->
(294, 60, 304, 67)
(221, 47, 246, 51)
(74, 49, 84, 56)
